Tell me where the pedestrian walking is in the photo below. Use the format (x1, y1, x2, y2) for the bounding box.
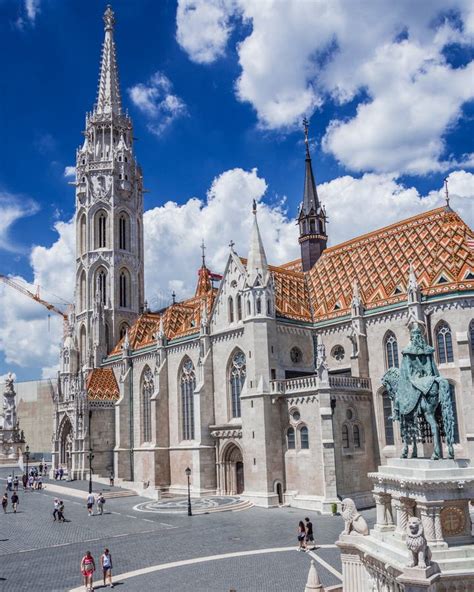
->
(109, 473, 114, 487)
(11, 492, 19, 513)
(80, 550, 96, 592)
(304, 516, 316, 550)
(59, 466, 64, 480)
(37, 476, 43, 490)
(28, 475, 34, 489)
(39, 462, 43, 475)
(43, 462, 48, 476)
(53, 498, 60, 521)
(297, 520, 306, 551)
(100, 548, 113, 588)
(96, 492, 105, 515)
(58, 500, 65, 522)
(22, 473, 27, 490)
(6, 475, 12, 491)
(2, 493, 8, 513)
(13, 476, 19, 492)
(86, 492, 95, 516)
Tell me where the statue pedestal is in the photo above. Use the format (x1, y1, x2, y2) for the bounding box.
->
(337, 458, 474, 591)
(0, 431, 25, 464)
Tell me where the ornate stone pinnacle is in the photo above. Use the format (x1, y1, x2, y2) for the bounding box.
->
(104, 5, 115, 31)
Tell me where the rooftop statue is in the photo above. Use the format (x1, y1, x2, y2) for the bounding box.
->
(381, 324, 455, 460)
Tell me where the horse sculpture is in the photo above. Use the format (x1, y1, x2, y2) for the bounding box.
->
(381, 324, 455, 460)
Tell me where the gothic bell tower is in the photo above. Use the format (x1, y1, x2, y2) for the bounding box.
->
(74, 6, 144, 367)
(298, 118, 328, 272)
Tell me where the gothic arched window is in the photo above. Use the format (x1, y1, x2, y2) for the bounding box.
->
(95, 210, 107, 249)
(287, 427, 295, 449)
(79, 325, 87, 367)
(141, 366, 153, 443)
(119, 213, 129, 250)
(119, 323, 129, 340)
(342, 424, 349, 448)
(300, 426, 309, 449)
(382, 390, 394, 446)
(384, 331, 399, 369)
(96, 268, 107, 306)
(229, 350, 246, 418)
(256, 296, 262, 314)
(79, 214, 86, 255)
(228, 296, 234, 323)
(79, 270, 86, 311)
(449, 383, 460, 444)
(119, 269, 130, 308)
(237, 295, 242, 321)
(180, 358, 196, 440)
(353, 425, 361, 448)
(436, 322, 454, 364)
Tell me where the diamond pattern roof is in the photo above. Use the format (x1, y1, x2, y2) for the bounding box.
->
(87, 367, 119, 401)
(306, 207, 474, 321)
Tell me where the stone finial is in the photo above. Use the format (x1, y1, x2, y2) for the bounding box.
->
(304, 560, 323, 592)
(341, 498, 369, 536)
(406, 517, 431, 569)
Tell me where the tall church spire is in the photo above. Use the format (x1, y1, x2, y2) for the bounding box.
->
(247, 200, 269, 285)
(95, 5, 122, 116)
(298, 118, 328, 272)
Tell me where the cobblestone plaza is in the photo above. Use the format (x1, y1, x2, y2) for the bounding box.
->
(0, 466, 358, 591)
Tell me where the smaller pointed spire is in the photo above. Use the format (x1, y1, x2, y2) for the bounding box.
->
(247, 201, 268, 285)
(200, 239, 206, 267)
(171, 291, 176, 305)
(444, 177, 450, 207)
(300, 117, 319, 216)
(408, 261, 419, 292)
(122, 327, 130, 352)
(351, 279, 363, 312)
(158, 316, 164, 338)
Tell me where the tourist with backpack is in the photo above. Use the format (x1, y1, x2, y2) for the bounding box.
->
(97, 492, 106, 515)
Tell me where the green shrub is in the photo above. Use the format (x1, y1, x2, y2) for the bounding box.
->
(331, 502, 338, 515)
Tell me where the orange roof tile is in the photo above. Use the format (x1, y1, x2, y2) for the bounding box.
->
(306, 207, 474, 321)
(87, 368, 119, 401)
(270, 264, 312, 321)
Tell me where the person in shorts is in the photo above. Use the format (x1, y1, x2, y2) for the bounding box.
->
(304, 516, 316, 550)
(11, 492, 19, 513)
(2, 493, 8, 513)
(96, 492, 105, 515)
(86, 492, 95, 516)
(100, 548, 113, 588)
(297, 520, 306, 551)
(80, 550, 95, 592)
(58, 500, 65, 522)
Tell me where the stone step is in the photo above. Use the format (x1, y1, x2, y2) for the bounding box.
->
(102, 490, 137, 499)
(193, 499, 253, 515)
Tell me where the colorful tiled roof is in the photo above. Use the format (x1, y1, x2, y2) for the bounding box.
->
(270, 264, 312, 321)
(306, 207, 474, 321)
(87, 368, 119, 401)
(110, 267, 217, 355)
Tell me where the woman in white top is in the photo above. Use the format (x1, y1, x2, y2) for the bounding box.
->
(100, 548, 113, 588)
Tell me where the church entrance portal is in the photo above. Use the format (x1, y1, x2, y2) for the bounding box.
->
(221, 443, 244, 495)
(59, 418, 73, 474)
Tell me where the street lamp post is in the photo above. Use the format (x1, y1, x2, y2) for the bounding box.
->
(185, 467, 192, 516)
(87, 447, 94, 494)
(25, 445, 30, 477)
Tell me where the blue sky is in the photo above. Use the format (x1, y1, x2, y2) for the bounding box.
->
(0, 0, 473, 380)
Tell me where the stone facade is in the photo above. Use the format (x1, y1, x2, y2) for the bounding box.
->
(52, 7, 474, 510)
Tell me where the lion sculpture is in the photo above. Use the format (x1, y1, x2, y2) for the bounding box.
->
(406, 517, 431, 569)
(341, 498, 369, 536)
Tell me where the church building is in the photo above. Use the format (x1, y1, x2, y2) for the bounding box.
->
(52, 7, 474, 512)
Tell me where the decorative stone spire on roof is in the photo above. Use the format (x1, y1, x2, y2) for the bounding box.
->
(95, 5, 122, 116)
(247, 200, 269, 285)
(195, 242, 213, 298)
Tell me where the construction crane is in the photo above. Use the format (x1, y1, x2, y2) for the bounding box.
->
(0, 274, 70, 331)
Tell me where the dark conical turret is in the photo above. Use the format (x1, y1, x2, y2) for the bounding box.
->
(298, 118, 327, 272)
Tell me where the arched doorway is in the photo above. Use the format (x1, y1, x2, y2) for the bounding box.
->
(221, 442, 244, 495)
(59, 417, 73, 473)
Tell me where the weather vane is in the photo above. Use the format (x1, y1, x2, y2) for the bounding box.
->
(303, 117, 309, 145)
(200, 239, 206, 266)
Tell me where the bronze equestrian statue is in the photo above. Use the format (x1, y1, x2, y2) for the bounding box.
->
(381, 324, 455, 460)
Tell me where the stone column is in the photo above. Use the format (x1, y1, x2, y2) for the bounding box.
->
(341, 552, 367, 592)
(374, 492, 395, 531)
(418, 502, 446, 547)
(393, 496, 415, 539)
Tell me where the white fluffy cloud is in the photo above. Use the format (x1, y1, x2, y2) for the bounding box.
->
(128, 72, 187, 136)
(176, 0, 474, 174)
(0, 192, 39, 252)
(176, 0, 235, 64)
(1, 168, 473, 377)
(15, 0, 41, 29)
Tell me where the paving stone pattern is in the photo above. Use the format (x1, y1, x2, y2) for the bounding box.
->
(0, 469, 375, 591)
